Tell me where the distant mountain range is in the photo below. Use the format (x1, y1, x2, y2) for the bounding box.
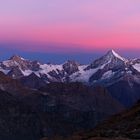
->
(0, 50, 140, 86)
(0, 50, 140, 107)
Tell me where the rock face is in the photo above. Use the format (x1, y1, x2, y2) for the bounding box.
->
(7, 66, 24, 78)
(63, 60, 80, 75)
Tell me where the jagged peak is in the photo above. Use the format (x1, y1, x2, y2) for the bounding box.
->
(63, 60, 80, 66)
(105, 49, 127, 62)
(9, 55, 26, 61)
(28, 72, 40, 78)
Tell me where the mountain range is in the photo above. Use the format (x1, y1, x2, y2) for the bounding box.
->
(0, 50, 140, 107)
(1, 50, 140, 87)
(0, 50, 140, 140)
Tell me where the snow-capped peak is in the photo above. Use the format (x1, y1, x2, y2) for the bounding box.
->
(9, 55, 26, 61)
(106, 50, 127, 62)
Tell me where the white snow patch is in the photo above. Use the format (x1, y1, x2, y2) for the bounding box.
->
(101, 70, 113, 79)
(20, 69, 41, 77)
(70, 63, 107, 83)
(111, 50, 127, 61)
(2, 60, 19, 67)
(39, 64, 63, 75)
(0, 68, 10, 74)
(133, 64, 140, 72)
(71, 68, 98, 82)
(127, 71, 132, 74)
(21, 70, 33, 76)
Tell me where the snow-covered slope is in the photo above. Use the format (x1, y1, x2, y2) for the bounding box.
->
(0, 56, 82, 84)
(70, 50, 127, 83)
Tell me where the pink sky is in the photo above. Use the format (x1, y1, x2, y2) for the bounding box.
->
(0, 0, 140, 52)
